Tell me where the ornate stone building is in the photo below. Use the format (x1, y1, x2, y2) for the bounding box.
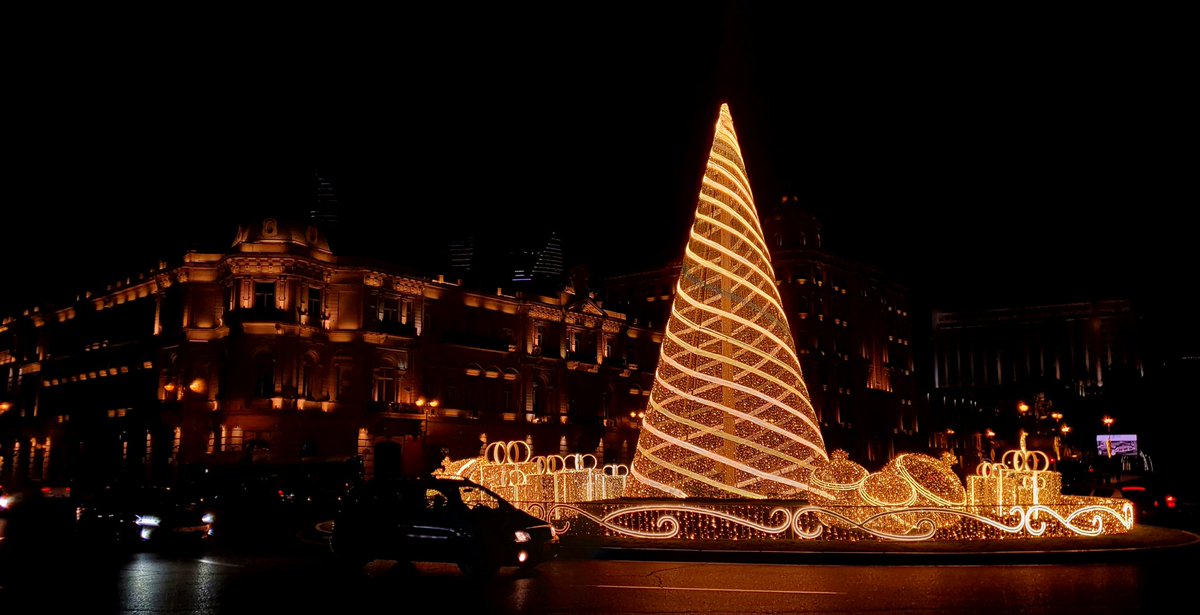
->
(0, 220, 656, 488)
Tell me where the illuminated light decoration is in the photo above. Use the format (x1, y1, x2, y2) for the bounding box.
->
(426, 102, 1137, 541)
(444, 440, 1130, 541)
(628, 103, 827, 500)
(435, 441, 630, 507)
(431, 435, 1130, 540)
(533, 493, 1132, 542)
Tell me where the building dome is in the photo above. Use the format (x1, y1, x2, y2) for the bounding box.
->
(232, 218, 334, 262)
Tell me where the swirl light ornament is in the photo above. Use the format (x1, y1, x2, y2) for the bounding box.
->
(628, 103, 828, 499)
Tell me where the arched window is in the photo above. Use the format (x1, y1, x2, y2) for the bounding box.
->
(254, 353, 275, 398)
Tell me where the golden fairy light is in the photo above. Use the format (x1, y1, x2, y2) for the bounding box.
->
(627, 103, 828, 500)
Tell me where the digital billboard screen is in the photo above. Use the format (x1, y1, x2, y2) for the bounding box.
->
(1096, 434, 1137, 456)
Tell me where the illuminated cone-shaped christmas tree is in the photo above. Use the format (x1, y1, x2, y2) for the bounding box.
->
(629, 103, 829, 499)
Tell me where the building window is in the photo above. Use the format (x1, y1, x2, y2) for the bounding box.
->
(254, 283, 275, 309)
(380, 297, 400, 322)
(306, 288, 322, 323)
(336, 362, 354, 401)
(535, 327, 545, 348)
(401, 299, 413, 325)
(373, 368, 397, 404)
(254, 354, 275, 398)
(604, 340, 612, 358)
(300, 357, 318, 399)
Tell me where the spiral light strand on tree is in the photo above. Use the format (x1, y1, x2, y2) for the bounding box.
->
(629, 104, 829, 499)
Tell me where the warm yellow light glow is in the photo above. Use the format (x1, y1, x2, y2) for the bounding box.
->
(429, 399, 440, 408)
(189, 379, 205, 393)
(628, 103, 827, 500)
(445, 437, 1132, 542)
(435, 440, 629, 506)
(1102, 416, 1114, 427)
(1051, 412, 1063, 421)
(985, 429, 996, 438)
(1018, 402, 1030, 413)
(163, 383, 176, 393)
(415, 397, 426, 407)
(1061, 425, 1071, 434)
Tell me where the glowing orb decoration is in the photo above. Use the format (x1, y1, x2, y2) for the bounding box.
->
(628, 103, 828, 500)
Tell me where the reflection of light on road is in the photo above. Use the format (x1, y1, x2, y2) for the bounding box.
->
(196, 558, 242, 567)
(583, 584, 844, 595)
(121, 553, 223, 611)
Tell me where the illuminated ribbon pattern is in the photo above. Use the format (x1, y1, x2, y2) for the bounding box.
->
(628, 104, 828, 499)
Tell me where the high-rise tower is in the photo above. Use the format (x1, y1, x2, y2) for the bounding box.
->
(628, 104, 829, 499)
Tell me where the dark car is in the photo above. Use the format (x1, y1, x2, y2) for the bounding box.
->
(0, 482, 78, 579)
(1110, 476, 1194, 526)
(331, 477, 557, 577)
(76, 485, 215, 551)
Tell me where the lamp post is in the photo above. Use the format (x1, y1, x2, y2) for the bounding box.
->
(1102, 416, 1114, 458)
(1016, 400, 1031, 443)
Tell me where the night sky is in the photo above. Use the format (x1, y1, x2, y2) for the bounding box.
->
(5, 5, 1193, 351)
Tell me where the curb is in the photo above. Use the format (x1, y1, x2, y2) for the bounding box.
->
(559, 526, 1200, 566)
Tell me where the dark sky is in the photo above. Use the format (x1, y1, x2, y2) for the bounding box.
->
(5, 4, 1193, 349)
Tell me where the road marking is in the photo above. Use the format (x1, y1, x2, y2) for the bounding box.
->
(583, 584, 843, 595)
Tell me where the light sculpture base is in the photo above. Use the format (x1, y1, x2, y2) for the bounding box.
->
(437, 441, 1133, 541)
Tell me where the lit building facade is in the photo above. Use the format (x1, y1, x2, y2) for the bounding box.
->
(930, 300, 1144, 464)
(604, 198, 919, 466)
(0, 220, 656, 489)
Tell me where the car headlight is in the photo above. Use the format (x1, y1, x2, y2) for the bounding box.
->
(514, 530, 532, 543)
(0, 495, 12, 510)
(135, 515, 161, 527)
(201, 513, 215, 525)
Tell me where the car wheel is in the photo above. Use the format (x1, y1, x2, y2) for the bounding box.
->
(458, 553, 500, 579)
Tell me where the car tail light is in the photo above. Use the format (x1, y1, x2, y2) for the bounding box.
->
(1166, 495, 1177, 509)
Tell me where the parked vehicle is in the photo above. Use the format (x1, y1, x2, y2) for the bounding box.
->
(1112, 475, 1193, 526)
(331, 476, 557, 577)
